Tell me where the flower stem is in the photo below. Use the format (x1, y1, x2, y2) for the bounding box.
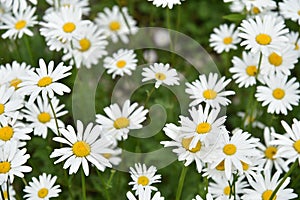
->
(144, 86, 155, 107)
(47, 95, 61, 136)
(24, 35, 34, 66)
(176, 165, 188, 200)
(96, 170, 111, 200)
(270, 161, 298, 200)
(81, 168, 87, 200)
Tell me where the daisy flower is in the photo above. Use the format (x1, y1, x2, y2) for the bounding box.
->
(22, 96, 67, 139)
(148, 0, 183, 9)
(18, 58, 72, 105)
(95, 6, 138, 43)
(0, 6, 37, 39)
(50, 120, 115, 176)
(129, 163, 161, 196)
(209, 23, 240, 54)
(23, 173, 61, 200)
(237, 111, 265, 129)
(286, 31, 300, 57)
(179, 105, 227, 149)
(95, 100, 148, 141)
(255, 74, 300, 115)
(0, 141, 32, 185)
(126, 187, 164, 200)
(103, 49, 138, 79)
(143, 50, 158, 63)
(45, 0, 90, 16)
(1, 182, 16, 200)
(185, 72, 235, 109)
(142, 63, 180, 88)
(243, 0, 276, 13)
(0, 0, 37, 13)
(229, 51, 261, 88)
(101, 143, 122, 170)
(239, 15, 289, 55)
(242, 170, 297, 200)
(279, 0, 300, 24)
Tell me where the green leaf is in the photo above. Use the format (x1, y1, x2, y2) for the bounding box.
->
(223, 13, 246, 22)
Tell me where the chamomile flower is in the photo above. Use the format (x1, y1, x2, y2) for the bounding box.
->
(101, 143, 122, 170)
(22, 96, 67, 139)
(242, 170, 297, 200)
(0, 0, 37, 13)
(126, 187, 164, 200)
(209, 23, 240, 54)
(255, 74, 300, 115)
(103, 49, 138, 79)
(179, 105, 226, 149)
(50, 120, 115, 176)
(0, 6, 37, 39)
(229, 51, 261, 88)
(0, 141, 32, 185)
(142, 63, 180, 88)
(95, 100, 148, 142)
(129, 163, 161, 196)
(286, 31, 300, 57)
(18, 58, 72, 105)
(95, 6, 138, 43)
(185, 73, 235, 109)
(45, 0, 90, 16)
(1, 182, 16, 200)
(148, 0, 183, 9)
(23, 173, 61, 200)
(279, 0, 300, 24)
(243, 0, 276, 13)
(239, 15, 289, 55)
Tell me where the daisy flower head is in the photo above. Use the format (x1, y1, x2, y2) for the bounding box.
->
(0, 141, 32, 185)
(239, 15, 289, 55)
(0, 0, 37, 13)
(45, 0, 90, 16)
(142, 63, 180, 88)
(243, 0, 276, 14)
(50, 120, 115, 176)
(129, 163, 161, 196)
(237, 110, 265, 129)
(185, 72, 235, 109)
(148, 0, 183, 9)
(286, 31, 300, 57)
(255, 74, 300, 115)
(279, 0, 300, 24)
(209, 23, 240, 54)
(126, 187, 164, 200)
(179, 104, 227, 149)
(23, 173, 61, 200)
(18, 58, 72, 105)
(22, 96, 67, 139)
(1, 182, 16, 200)
(103, 49, 138, 79)
(242, 170, 297, 200)
(0, 6, 37, 39)
(95, 100, 148, 142)
(95, 6, 138, 43)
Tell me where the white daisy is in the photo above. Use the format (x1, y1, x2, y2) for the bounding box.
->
(148, 0, 183, 9)
(129, 163, 161, 196)
(279, 0, 300, 24)
(242, 170, 297, 200)
(143, 50, 158, 64)
(237, 111, 265, 129)
(1, 182, 16, 200)
(243, 0, 276, 13)
(0, 0, 37, 13)
(286, 31, 300, 57)
(50, 120, 114, 176)
(239, 15, 289, 55)
(185, 73, 235, 109)
(95, 100, 148, 142)
(45, 0, 90, 16)
(202, 161, 227, 181)
(102, 143, 122, 170)
(209, 23, 240, 54)
(142, 63, 180, 88)
(0, 6, 37, 39)
(18, 58, 72, 105)
(23, 173, 61, 200)
(103, 49, 138, 79)
(22, 96, 67, 139)
(255, 74, 300, 115)
(95, 6, 138, 43)
(126, 187, 164, 200)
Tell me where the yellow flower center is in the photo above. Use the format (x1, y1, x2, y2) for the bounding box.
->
(3, 191, 8, 199)
(0, 161, 11, 173)
(137, 175, 149, 186)
(298, 10, 300, 16)
(196, 122, 211, 134)
(116, 60, 127, 68)
(224, 186, 231, 196)
(262, 190, 277, 200)
(216, 160, 225, 171)
(252, 6, 260, 14)
(79, 38, 91, 52)
(256, 33, 272, 45)
(293, 140, 300, 154)
(102, 153, 112, 159)
(155, 73, 166, 81)
(113, 117, 129, 129)
(0, 104, 4, 115)
(62, 3, 71, 7)
(109, 21, 121, 31)
(38, 188, 49, 198)
(38, 112, 51, 123)
(241, 161, 249, 171)
(72, 141, 91, 157)
(272, 88, 285, 100)
(181, 137, 202, 153)
(246, 65, 257, 76)
(0, 126, 14, 141)
(265, 146, 277, 160)
(63, 22, 76, 33)
(37, 76, 52, 87)
(268, 52, 283, 67)
(295, 43, 299, 50)
(10, 78, 22, 89)
(203, 89, 217, 99)
(223, 144, 237, 155)
(15, 20, 27, 30)
(223, 37, 233, 45)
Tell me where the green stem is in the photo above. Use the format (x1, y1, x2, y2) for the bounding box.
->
(24, 36, 34, 65)
(0, 184, 5, 200)
(270, 161, 298, 200)
(6, 181, 10, 200)
(48, 95, 61, 137)
(96, 170, 111, 200)
(175, 165, 188, 200)
(144, 86, 155, 108)
(67, 173, 75, 200)
(22, 177, 28, 186)
(81, 168, 87, 200)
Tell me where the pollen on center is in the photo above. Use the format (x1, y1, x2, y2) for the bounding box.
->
(196, 122, 211, 134)
(256, 33, 272, 45)
(72, 141, 91, 157)
(113, 117, 129, 129)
